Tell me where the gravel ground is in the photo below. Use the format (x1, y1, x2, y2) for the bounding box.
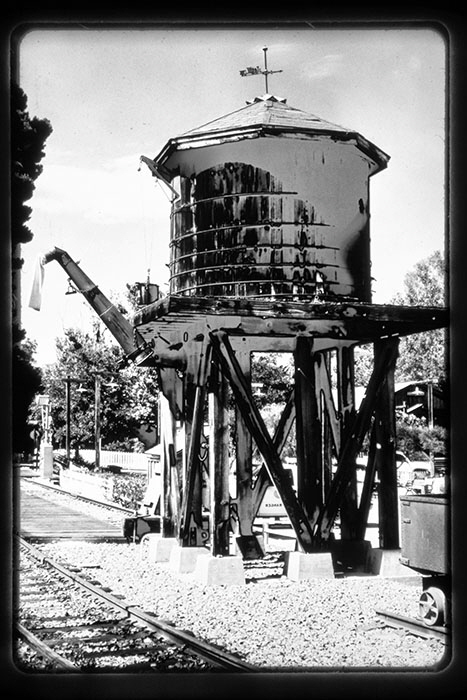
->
(19, 479, 448, 671)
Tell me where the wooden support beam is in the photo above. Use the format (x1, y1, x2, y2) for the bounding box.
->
(157, 367, 184, 420)
(179, 382, 207, 545)
(135, 295, 448, 342)
(294, 337, 322, 524)
(321, 405, 333, 499)
(208, 356, 231, 556)
(210, 330, 315, 552)
(336, 345, 356, 436)
(179, 347, 212, 546)
(314, 336, 399, 543)
(234, 349, 255, 537)
(314, 352, 341, 455)
(355, 419, 378, 541)
(335, 345, 359, 540)
(252, 390, 296, 514)
(374, 338, 399, 549)
(159, 395, 177, 538)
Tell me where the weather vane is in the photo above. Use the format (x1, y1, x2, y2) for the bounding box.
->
(240, 46, 283, 94)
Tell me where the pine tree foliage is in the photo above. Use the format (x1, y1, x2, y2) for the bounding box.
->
(11, 83, 52, 455)
(11, 82, 52, 253)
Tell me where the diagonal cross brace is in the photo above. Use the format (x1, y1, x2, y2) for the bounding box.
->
(251, 390, 296, 515)
(314, 336, 400, 543)
(210, 330, 315, 552)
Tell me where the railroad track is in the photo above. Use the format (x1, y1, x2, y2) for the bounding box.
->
(375, 609, 450, 645)
(14, 536, 257, 672)
(20, 474, 134, 516)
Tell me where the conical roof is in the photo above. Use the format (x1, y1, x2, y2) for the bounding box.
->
(181, 94, 351, 138)
(153, 94, 390, 175)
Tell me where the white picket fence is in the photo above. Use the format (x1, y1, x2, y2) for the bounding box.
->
(56, 449, 158, 473)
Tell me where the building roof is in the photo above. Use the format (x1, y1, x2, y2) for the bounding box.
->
(152, 94, 390, 177)
(181, 94, 351, 138)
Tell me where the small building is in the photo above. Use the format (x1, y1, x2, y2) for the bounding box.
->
(355, 380, 447, 428)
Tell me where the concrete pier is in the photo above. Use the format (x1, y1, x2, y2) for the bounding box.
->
(169, 545, 210, 574)
(286, 551, 335, 580)
(193, 555, 246, 586)
(141, 534, 177, 562)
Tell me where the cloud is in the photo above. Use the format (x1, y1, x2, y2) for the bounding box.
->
(301, 54, 344, 80)
(29, 156, 171, 226)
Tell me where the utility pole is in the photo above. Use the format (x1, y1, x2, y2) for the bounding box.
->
(65, 376, 71, 462)
(95, 374, 102, 471)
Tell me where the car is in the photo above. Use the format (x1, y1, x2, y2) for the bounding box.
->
(395, 451, 434, 487)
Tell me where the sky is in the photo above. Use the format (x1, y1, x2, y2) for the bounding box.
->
(16, 23, 447, 366)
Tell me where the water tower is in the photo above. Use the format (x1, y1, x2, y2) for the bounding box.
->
(135, 60, 447, 574)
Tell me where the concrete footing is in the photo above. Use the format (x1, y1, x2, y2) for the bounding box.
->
(141, 535, 177, 563)
(285, 551, 335, 580)
(169, 544, 210, 574)
(194, 555, 246, 586)
(369, 548, 420, 577)
(330, 539, 373, 574)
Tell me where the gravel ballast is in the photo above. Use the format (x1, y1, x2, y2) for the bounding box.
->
(20, 479, 448, 671)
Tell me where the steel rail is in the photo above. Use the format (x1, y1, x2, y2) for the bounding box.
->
(375, 609, 450, 644)
(20, 475, 134, 515)
(15, 621, 78, 670)
(16, 536, 257, 671)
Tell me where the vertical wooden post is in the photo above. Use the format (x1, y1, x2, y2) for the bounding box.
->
(336, 346, 358, 539)
(375, 337, 399, 549)
(180, 382, 207, 546)
(314, 350, 341, 498)
(321, 406, 332, 498)
(160, 394, 176, 538)
(355, 420, 378, 540)
(294, 336, 322, 524)
(209, 356, 231, 556)
(234, 348, 255, 537)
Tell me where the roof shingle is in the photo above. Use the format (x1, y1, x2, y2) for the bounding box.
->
(180, 94, 351, 138)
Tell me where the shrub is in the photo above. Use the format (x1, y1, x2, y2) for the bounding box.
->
(111, 473, 147, 510)
(71, 453, 95, 470)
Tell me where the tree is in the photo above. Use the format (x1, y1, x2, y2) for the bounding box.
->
(391, 250, 447, 384)
(249, 353, 296, 460)
(250, 353, 293, 408)
(41, 328, 159, 456)
(353, 343, 374, 387)
(355, 251, 447, 388)
(395, 412, 447, 460)
(11, 82, 52, 252)
(12, 328, 42, 456)
(11, 82, 52, 456)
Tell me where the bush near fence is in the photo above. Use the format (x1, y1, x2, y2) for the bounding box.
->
(59, 462, 148, 509)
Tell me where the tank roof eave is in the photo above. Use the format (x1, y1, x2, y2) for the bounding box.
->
(152, 123, 390, 177)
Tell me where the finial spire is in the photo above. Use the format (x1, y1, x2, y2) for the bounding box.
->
(240, 46, 283, 94)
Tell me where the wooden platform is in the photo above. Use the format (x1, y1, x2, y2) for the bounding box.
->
(17, 484, 126, 541)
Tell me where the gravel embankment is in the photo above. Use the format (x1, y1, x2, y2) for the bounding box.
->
(19, 479, 448, 670)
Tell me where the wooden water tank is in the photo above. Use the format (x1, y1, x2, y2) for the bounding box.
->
(152, 96, 390, 302)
